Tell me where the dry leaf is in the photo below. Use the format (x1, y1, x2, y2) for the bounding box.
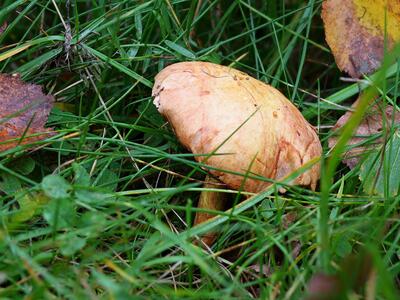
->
(328, 98, 400, 168)
(152, 62, 321, 193)
(282, 211, 298, 229)
(306, 251, 374, 299)
(306, 273, 342, 300)
(0, 73, 54, 152)
(322, 0, 400, 78)
(0, 22, 7, 36)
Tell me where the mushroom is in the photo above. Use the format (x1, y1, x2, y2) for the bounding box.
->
(152, 61, 321, 244)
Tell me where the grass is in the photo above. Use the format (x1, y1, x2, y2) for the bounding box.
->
(1, 0, 400, 299)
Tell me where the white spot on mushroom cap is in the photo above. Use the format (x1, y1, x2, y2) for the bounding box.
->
(153, 95, 161, 110)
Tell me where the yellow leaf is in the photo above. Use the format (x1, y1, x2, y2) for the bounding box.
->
(322, 0, 400, 78)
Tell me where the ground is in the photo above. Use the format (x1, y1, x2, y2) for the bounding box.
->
(0, 1, 399, 299)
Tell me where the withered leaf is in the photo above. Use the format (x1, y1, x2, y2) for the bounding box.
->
(322, 0, 400, 78)
(306, 251, 374, 299)
(0, 22, 7, 36)
(328, 98, 400, 169)
(0, 73, 54, 152)
(306, 273, 341, 300)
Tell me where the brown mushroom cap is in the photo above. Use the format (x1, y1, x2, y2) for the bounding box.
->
(152, 61, 321, 192)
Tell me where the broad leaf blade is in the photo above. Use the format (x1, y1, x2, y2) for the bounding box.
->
(360, 131, 400, 196)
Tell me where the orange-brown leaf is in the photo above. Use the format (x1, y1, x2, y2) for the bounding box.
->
(0, 22, 6, 36)
(328, 98, 400, 168)
(322, 0, 400, 78)
(0, 73, 54, 152)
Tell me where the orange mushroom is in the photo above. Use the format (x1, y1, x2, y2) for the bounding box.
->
(153, 61, 321, 245)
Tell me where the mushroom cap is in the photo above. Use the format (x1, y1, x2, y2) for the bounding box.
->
(152, 61, 321, 192)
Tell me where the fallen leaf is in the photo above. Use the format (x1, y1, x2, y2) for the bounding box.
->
(290, 240, 302, 259)
(282, 211, 298, 229)
(328, 98, 400, 169)
(306, 273, 341, 300)
(0, 22, 7, 36)
(247, 262, 271, 277)
(322, 0, 400, 78)
(306, 260, 372, 299)
(0, 73, 54, 152)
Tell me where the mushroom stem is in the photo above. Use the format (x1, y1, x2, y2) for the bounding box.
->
(194, 175, 227, 247)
